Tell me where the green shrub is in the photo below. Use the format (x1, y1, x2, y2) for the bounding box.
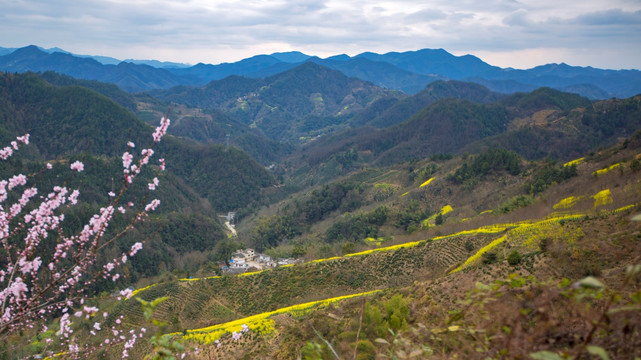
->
(507, 250, 522, 265)
(482, 252, 498, 264)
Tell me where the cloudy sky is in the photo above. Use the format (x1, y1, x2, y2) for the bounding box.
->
(2, 0, 640, 69)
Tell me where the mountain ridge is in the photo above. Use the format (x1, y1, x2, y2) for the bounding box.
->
(2, 45, 640, 98)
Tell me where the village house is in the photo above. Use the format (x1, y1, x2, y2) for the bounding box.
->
(224, 248, 276, 274)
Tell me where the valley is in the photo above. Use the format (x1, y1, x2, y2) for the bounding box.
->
(0, 47, 639, 359)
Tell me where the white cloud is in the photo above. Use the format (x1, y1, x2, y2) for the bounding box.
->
(0, 0, 639, 69)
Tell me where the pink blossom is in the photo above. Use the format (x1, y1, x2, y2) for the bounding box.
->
(8, 174, 27, 190)
(70, 161, 84, 172)
(84, 306, 99, 314)
(119, 288, 133, 299)
(108, 191, 115, 197)
(129, 242, 143, 256)
(9, 277, 28, 300)
(122, 152, 133, 169)
(232, 331, 241, 340)
(93, 322, 101, 331)
(69, 189, 80, 205)
(118, 206, 126, 214)
(17, 134, 29, 144)
(144, 199, 160, 212)
(105, 262, 115, 272)
(152, 117, 170, 142)
(0, 147, 13, 160)
(148, 177, 159, 190)
(46, 163, 52, 169)
(127, 141, 135, 148)
(159, 158, 166, 171)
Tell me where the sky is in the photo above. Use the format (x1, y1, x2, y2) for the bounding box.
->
(1, 0, 640, 70)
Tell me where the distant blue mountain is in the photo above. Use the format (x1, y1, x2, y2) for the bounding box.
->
(0, 46, 200, 92)
(1, 45, 640, 98)
(168, 54, 284, 82)
(269, 51, 311, 63)
(0, 47, 16, 56)
(355, 48, 503, 79)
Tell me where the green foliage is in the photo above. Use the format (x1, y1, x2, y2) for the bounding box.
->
(507, 250, 522, 265)
(211, 240, 246, 263)
(250, 214, 301, 251)
(363, 294, 410, 339)
(300, 341, 324, 360)
(410, 163, 438, 184)
(291, 245, 307, 258)
(326, 206, 388, 243)
(392, 201, 428, 231)
(528, 160, 578, 195)
(464, 239, 474, 252)
(342, 242, 356, 255)
(499, 195, 533, 213)
(448, 148, 522, 186)
(137, 297, 187, 360)
(300, 181, 365, 222)
(482, 252, 497, 264)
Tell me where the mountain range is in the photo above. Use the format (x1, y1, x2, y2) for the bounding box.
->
(1, 45, 640, 98)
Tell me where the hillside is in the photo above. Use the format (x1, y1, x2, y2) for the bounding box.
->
(0, 72, 276, 294)
(150, 62, 403, 141)
(297, 88, 641, 170)
(2, 55, 641, 360)
(37, 127, 641, 360)
(357, 80, 506, 128)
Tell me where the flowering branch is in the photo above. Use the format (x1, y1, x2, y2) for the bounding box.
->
(0, 117, 170, 357)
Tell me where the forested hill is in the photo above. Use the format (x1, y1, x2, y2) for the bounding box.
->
(148, 62, 404, 141)
(355, 80, 507, 128)
(0, 71, 274, 211)
(35, 71, 292, 165)
(300, 87, 641, 166)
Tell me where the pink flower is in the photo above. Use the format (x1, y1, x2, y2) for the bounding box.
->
(17, 134, 29, 144)
(70, 161, 84, 172)
(127, 141, 135, 148)
(119, 288, 133, 299)
(232, 331, 241, 340)
(122, 152, 133, 169)
(8, 174, 27, 190)
(129, 242, 143, 256)
(46, 163, 52, 169)
(152, 117, 170, 142)
(69, 190, 80, 205)
(144, 199, 160, 212)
